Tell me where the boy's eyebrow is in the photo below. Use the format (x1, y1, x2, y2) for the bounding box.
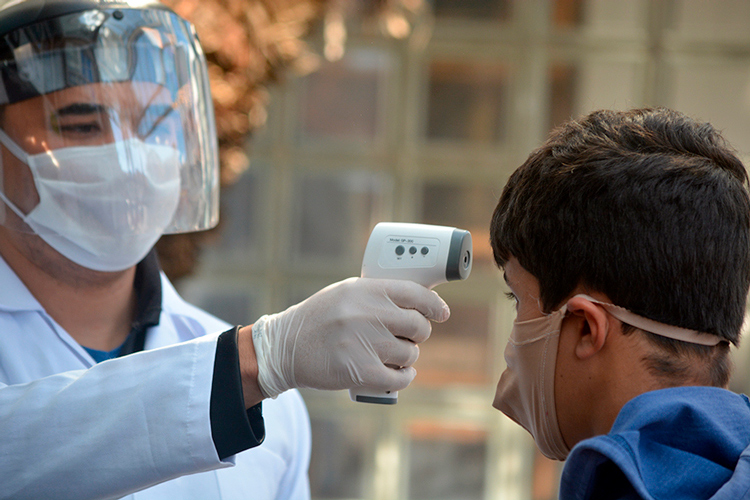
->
(503, 271, 519, 291)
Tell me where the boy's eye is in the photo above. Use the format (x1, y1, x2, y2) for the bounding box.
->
(504, 291, 518, 304)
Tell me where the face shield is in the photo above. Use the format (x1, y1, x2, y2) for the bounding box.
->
(0, 7, 219, 271)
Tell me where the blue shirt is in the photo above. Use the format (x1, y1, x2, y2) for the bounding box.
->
(82, 344, 123, 363)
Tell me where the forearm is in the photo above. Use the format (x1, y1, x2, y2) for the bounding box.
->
(236, 324, 264, 407)
(0, 334, 226, 500)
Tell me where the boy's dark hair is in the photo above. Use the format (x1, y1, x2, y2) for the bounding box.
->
(491, 108, 750, 387)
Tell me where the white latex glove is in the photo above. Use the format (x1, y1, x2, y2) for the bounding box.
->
(252, 277, 450, 399)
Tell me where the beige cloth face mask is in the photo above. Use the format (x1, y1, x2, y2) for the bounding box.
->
(493, 294, 721, 462)
(494, 301, 570, 460)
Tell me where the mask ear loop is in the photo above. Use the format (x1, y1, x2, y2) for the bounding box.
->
(0, 127, 32, 164)
(574, 294, 723, 347)
(0, 127, 41, 227)
(0, 180, 34, 225)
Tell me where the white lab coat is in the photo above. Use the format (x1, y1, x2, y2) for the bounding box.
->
(0, 256, 311, 500)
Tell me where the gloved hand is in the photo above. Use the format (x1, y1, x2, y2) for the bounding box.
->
(251, 277, 450, 399)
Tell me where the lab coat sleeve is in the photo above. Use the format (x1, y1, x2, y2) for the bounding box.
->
(0, 332, 230, 500)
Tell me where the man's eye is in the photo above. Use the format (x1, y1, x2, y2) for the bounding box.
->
(58, 122, 102, 134)
(51, 103, 108, 137)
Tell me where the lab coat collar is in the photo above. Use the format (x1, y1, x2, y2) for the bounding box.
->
(0, 254, 44, 312)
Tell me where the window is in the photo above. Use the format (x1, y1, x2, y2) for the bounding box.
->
(179, 1, 750, 498)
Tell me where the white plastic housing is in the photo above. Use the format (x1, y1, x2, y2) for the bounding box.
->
(350, 222, 473, 404)
(360, 222, 472, 289)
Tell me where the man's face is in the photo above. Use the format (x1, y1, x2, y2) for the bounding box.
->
(1, 81, 177, 216)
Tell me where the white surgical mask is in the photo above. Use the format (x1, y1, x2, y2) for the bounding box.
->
(493, 293, 722, 461)
(0, 129, 181, 271)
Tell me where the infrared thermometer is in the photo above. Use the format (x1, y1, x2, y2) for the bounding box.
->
(349, 222, 473, 404)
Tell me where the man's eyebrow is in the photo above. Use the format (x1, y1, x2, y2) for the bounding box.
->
(55, 103, 106, 116)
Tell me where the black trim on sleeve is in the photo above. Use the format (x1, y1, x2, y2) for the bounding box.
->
(210, 327, 266, 460)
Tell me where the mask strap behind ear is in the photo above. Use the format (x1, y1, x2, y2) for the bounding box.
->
(575, 294, 723, 346)
(0, 127, 31, 164)
(0, 128, 32, 226)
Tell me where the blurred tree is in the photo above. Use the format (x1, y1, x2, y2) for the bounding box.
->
(155, 0, 432, 281)
(156, 0, 329, 281)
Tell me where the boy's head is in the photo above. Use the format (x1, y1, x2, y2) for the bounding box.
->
(491, 107, 750, 388)
(491, 108, 750, 460)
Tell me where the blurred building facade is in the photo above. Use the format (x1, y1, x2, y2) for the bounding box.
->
(178, 1, 750, 499)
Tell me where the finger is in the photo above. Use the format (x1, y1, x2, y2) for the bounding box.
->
(379, 337, 420, 368)
(379, 308, 433, 344)
(377, 279, 451, 323)
(366, 365, 417, 392)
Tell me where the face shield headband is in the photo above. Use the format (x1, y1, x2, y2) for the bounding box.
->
(0, 7, 219, 235)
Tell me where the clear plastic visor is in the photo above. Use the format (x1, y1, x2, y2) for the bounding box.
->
(0, 8, 218, 236)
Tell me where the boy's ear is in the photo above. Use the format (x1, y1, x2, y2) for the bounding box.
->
(564, 296, 610, 360)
